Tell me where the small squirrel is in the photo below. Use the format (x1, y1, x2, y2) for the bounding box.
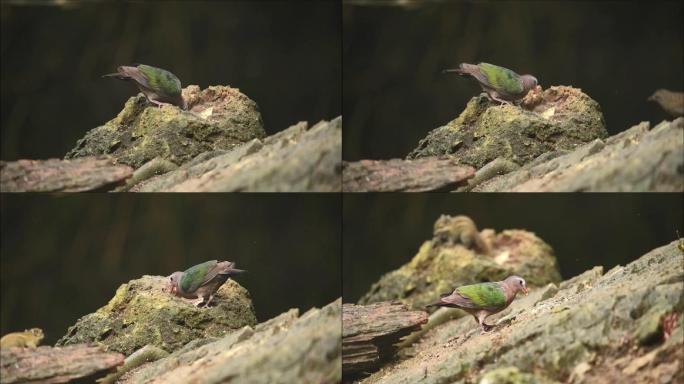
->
(433, 215, 491, 255)
(0, 328, 44, 349)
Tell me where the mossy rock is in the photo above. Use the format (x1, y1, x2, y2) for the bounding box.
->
(408, 86, 607, 168)
(56, 275, 257, 355)
(359, 220, 562, 310)
(65, 85, 265, 169)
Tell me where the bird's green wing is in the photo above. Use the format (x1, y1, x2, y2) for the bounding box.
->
(478, 63, 523, 94)
(137, 64, 182, 97)
(456, 282, 506, 309)
(180, 260, 217, 293)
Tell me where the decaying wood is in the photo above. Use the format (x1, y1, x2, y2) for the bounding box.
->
(342, 302, 428, 375)
(473, 118, 684, 192)
(342, 157, 474, 192)
(134, 118, 341, 192)
(0, 344, 124, 383)
(0, 157, 132, 192)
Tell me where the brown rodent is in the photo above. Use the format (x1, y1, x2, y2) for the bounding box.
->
(0, 328, 44, 348)
(433, 215, 491, 255)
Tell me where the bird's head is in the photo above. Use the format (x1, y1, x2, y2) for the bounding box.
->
(168, 272, 183, 295)
(506, 275, 528, 295)
(520, 75, 538, 93)
(647, 90, 664, 102)
(173, 94, 187, 111)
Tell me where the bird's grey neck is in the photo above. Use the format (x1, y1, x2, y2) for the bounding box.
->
(501, 281, 519, 303)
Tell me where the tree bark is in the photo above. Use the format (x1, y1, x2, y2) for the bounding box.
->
(0, 344, 124, 384)
(0, 157, 132, 192)
(342, 157, 474, 192)
(343, 302, 428, 376)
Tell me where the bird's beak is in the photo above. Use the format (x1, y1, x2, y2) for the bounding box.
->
(230, 268, 246, 274)
(523, 287, 529, 296)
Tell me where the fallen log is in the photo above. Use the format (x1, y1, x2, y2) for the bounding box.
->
(342, 157, 474, 192)
(0, 157, 132, 192)
(342, 301, 427, 376)
(0, 344, 124, 383)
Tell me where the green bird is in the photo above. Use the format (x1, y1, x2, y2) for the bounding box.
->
(427, 276, 528, 332)
(103, 64, 186, 109)
(168, 260, 245, 308)
(443, 62, 538, 105)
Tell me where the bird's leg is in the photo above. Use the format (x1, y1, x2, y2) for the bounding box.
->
(204, 294, 215, 307)
(490, 94, 512, 106)
(483, 90, 511, 106)
(147, 98, 170, 109)
(478, 312, 493, 333)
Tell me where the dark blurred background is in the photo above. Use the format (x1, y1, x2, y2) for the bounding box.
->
(343, 0, 684, 160)
(0, 0, 341, 161)
(1, 194, 341, 345)
(343, 193, 684, 302)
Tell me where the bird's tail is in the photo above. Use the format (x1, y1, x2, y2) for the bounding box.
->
(425, 290, 455, 308)
(442, 63, 475, 76)
(219, 261, 246, 275)
(102, 72, 128, 80)
(102, 66, 135, 80)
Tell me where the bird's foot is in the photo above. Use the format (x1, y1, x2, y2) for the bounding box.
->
(191, 298, 206, 307)
(204, 295, 215, 307)
(491, 96, 512, 106)
(481, 323, 494, 333)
